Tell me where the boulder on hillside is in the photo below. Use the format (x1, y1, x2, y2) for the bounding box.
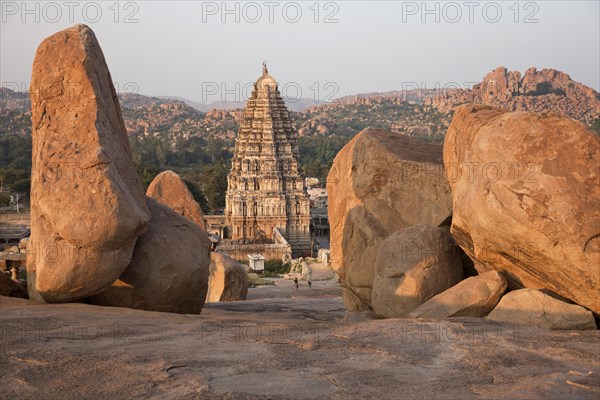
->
(90, 197, 211, 314)
(371, 225, 463, 318)
(409, 271, 507, 319)
(146, 170, 206, 230)
(444, 105, 600, 314)
(27, 24, 150, 302)
(327, 129, 452, 311)
(486, 289, 597, 330)
(206, 252, 248, 302)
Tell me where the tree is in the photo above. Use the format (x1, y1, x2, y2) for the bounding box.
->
(155, 142, 169, 168)
(201, 160, 229, 212)
(0, 192, 11, 207)
(302, 159, 325, 179)
(590, 118, 600, 135)
(182, 177, 209, 212)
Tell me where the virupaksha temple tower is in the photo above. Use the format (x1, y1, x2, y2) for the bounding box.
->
(224, 63, 311, 257)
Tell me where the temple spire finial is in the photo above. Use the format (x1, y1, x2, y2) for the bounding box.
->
(262, 60, 268, 75)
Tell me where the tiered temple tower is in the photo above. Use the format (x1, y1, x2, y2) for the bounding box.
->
(225, 63, 311, 257)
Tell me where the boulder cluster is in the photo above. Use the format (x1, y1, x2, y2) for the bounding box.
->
(328, 106, 600, 330)
(25, 25, 246, 313)
(424, 66, 600, 125)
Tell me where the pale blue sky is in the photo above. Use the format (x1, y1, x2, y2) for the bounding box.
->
(2, 1, 599, 103)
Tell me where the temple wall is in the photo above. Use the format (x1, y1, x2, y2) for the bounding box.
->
(215, 240, 292, 262)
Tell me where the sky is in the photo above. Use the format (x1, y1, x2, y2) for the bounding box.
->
(1, 1, 599, 104)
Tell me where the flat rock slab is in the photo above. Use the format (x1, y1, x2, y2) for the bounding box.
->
(1, 294, 598, 399)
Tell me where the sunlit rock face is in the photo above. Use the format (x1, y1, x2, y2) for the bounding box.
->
(28, 24, 150, 302)
(445, 104, 600, 314)
(327, 128, 452, 311)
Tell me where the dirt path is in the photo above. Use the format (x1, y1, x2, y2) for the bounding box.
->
(246, 277, 340, 300)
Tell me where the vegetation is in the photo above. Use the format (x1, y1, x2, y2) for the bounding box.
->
(590, 118, 600, 135)
(0, 192, 11, 206)
(0, 134, 32, 208)
(298, 135, 350, 181)
(293, 102, 449, 140)
(129, 134, 232, 212)
(261, 260, 290, 277)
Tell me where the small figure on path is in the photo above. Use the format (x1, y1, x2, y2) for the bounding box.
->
(294, 277, 299, 289)
(307, 276, 312, 288)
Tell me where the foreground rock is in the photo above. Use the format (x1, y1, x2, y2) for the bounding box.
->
(27, 24, 150, 302)
(327, 129, 452, 311)
(444, 105, 600, 314)
(487, 289, 597, 330)
(206, 252, 248, 302)
(90, 197, 211, 314)
(1, 293, 599, 399)
(409, 271, 507, 318)
(146, 170, 206, 229)
(371, 225, 463, 318)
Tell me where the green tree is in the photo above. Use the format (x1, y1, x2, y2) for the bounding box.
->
(201, 160, 229, 211)
(302, 159, 325, 179)
(590, 118, 600, 135)
(0, 192, 11, 207)
(182, 177, 209, 212)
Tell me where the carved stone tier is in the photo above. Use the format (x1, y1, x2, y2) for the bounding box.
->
(225, 64, 311, 257)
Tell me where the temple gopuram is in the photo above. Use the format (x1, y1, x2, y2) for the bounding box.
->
(221, 63, 311, 258)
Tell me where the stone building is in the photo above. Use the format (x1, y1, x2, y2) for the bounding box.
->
(224, 64, 311, 257)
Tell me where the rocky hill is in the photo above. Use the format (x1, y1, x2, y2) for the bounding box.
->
(1, 87, 450, 143)
(293, 101, 449, 141)
(423, 66, 600, 124)
(3, 66, 598, 143)
(121, 99, 238, 141)
(160, 95, 322, 112)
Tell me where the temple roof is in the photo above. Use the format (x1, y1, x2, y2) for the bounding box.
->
(256, 62, 277, 91)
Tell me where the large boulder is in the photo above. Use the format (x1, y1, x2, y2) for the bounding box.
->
(371, 225, 463, 318)
(409, 271, 507, 318)
(327, 129, 452, 311)
(444, 105, 600, 313)
(206, 252, 248, 302)
(486, 289, 597, 330)
(27, 24, 150, 302)
(90, 197, 211, 314)
(146, 170, 206, 230)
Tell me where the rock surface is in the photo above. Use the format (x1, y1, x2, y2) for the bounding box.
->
(1, 288, 599, 399)
(206, 252, 248, 302)
(487, 289, 597, 330)
(409, 271, 507, 318)
(90, 197, 211, 314)
(444, 105, 600, 314)
(371, 225, 463, 318)
(327, 129, 452, 311)
(146, 170, 206, 230)
(27, 24, 150, 302)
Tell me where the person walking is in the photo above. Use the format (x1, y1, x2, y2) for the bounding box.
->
(307, 276, 312, 288)
(293, 277, 299, 289)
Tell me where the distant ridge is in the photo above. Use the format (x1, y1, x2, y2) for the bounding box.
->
(158, 95, 322, 112)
